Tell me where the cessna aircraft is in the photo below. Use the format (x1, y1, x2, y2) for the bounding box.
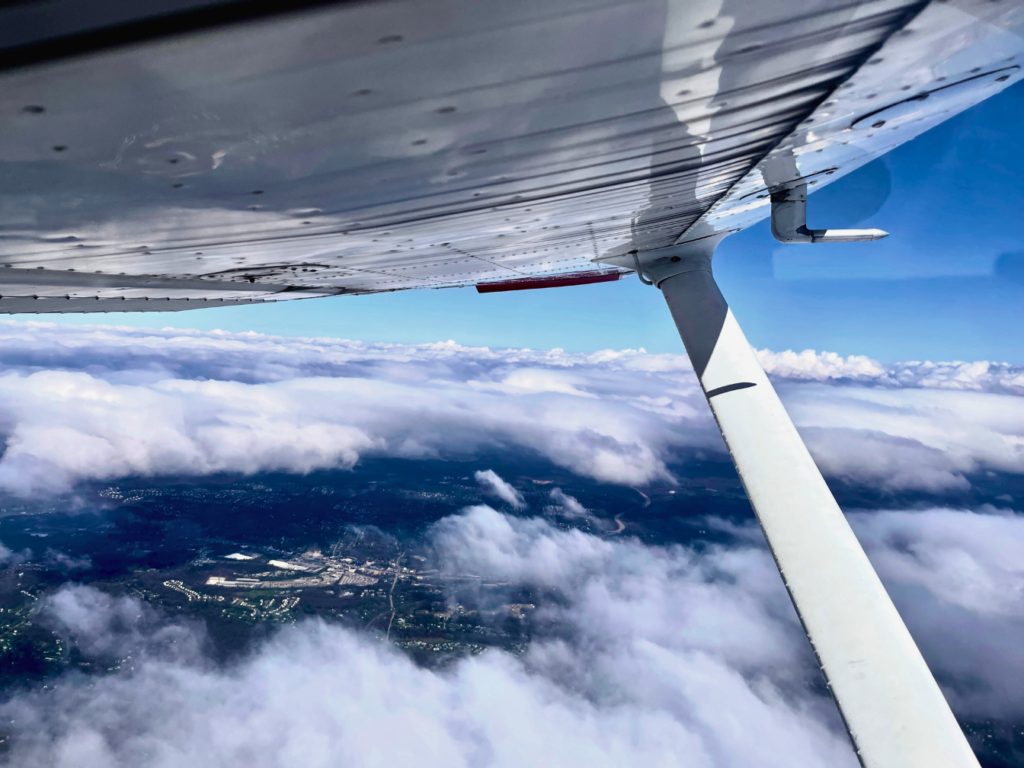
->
(1, 0, 1020, 765)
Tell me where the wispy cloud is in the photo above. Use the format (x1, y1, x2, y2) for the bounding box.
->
(546, 487, 589, 519)
(474, 469, 526, 509)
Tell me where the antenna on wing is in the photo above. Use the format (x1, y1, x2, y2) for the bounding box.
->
(770, 181, 889, 243)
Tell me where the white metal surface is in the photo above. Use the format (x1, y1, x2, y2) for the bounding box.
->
(659, 250, 979, 768)
(6, 0, 1022, 311)
(651, 0, 1024, 252)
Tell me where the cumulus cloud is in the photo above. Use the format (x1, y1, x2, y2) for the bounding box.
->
(782, 385, 1024, 493)
(0, 507, 857, 768)
(3, 505, 1020, 766)
(474, 470, 526, 509)
(546, 487, 589, 519)
(0, 322, 704, 495)
(0, 539, 30, 566)
(0, 321, 1023, 496)
(758, 348, 1024, 395)
(0, 322, 1019, 763)
(37, 583, 206, 666)
(849, 507, 1024, 719)
(43, 549, 93, 573)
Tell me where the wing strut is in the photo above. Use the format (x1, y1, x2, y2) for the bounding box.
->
(649, 242, 978, 768)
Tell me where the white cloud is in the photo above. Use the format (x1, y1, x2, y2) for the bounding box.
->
(0, 324, 1020, 761)
(758, 348, 1024, 395)
(853, 507, 1024, 617)
(0, 539, 30, 566)
(0, 507, 857, 768)
(757, 349, 890, 383)
(849, 507, 1024, 719)
(474, 470, 526, 509)
(1, 505, 1021, 764)
(0, 321, 1023, 496)
(546, 487, 589, 519)
(37, 583, 206, 665)
(782, 384, 1024, 493)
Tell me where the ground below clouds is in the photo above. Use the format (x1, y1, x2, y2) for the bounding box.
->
(0, 503, 1020, 767)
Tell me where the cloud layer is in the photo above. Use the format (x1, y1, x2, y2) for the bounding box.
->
(0, 321, 1022, 496)
(851, 506, 1024, 720)
(0, 506, 854, 768)
(2, 503, 1021, 766)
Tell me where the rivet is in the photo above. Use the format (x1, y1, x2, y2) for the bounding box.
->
(378, 35, 403, 44)
(354, 89, 372, 96)
(252, 190, 264, 195)
(412, 139, 427, 145)
(436, 106, 456, 114)
(172, 183, 183, 188)
(53, 145, 67, 152)
(23, 105, 45, 114)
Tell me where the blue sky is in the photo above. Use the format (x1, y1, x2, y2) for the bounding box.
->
(31, 82, 1024, 363)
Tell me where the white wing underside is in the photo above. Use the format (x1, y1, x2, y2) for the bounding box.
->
(1, 0, 1022, 312)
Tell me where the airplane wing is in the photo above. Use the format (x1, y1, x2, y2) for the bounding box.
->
(1, 0, 1018, 313)
(3, 1, 1022, 766)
